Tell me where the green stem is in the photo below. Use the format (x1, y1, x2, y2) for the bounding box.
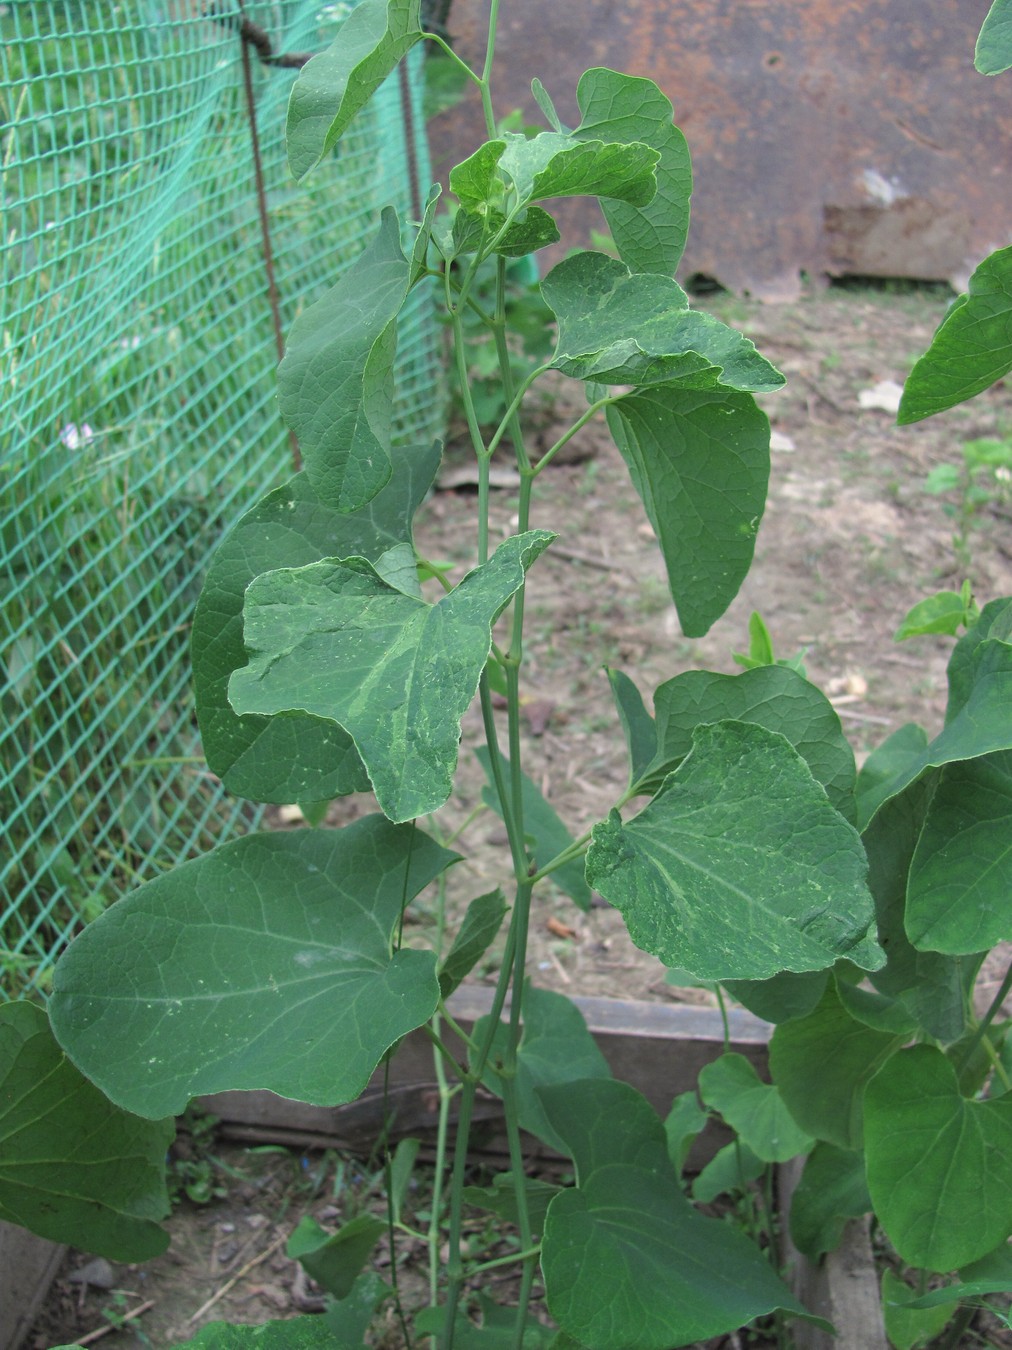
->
(484, 363, 551, 461)
(934, 1303, 977, 1350)
(467, 1243, 541, 1274)
(533, 397, 618, 475)
(499, 1073, 537, 1348)
(424, 33, 483, 90)
(478, 0, 502, 138)
(441, 914, 520, 1348)
(528, 829, 592, 885)
(956, 958, 1012, 1075)
(715, 984, 732, 1053)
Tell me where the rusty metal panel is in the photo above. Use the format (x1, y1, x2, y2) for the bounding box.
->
(428, 0, 1012, 297)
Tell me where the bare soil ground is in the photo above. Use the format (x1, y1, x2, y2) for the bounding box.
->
(30, 282, 1012, 1348)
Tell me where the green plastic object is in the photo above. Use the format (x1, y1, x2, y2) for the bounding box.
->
(1, 1, 443, 998)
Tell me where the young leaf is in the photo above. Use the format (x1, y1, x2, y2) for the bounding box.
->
(408, 183, 442, 286)
(498, 131, 659, 208)
(538, 1078, 671, 1180)
(722, 970, 829, 1025)
(854, 722, 928, 830)
(531, 77, 564, 133)
(461, 1172, 561, 1234)
(586, 721, 883, 982)
(476, 988, 611, 1153)
(977, 0, 1012, 75)
(323, 1271, 391, 1346)
(858, 630, 1012, 825)
(733, 611, 777, 669)
(691, 1140, 765, 1204)
(229, 531, 554, 822)
(894, 586, 978, 641)
(49, 821, 457, 1117)
(277, 208, 409, 514)
(898, 246, 1012, 423)
(607, 385, 770, 637)
(664, 1089, 709, 1173)
(542, 252, 784, 392)
(698, 1052, 814, 1162)
(901, 1241, 1012, 1308)
(770, 982, 903, 1151)
(192, 443, 439, 805)
(881, 1268, 955, 1350)
(542, 1164, 812, 1350)
(438, 888, 508, 997)
(286, 0, 424, 181)
(864, 1045, 1012, 1271)
(287, 1213, 386, 1300)
(0, 1002, 171, 1261)
(863, 775, 981, 1042)
(606, 667, 658, 792)
(642, 664, 857, 819)
(906, 750, 1012, 954)
(574, 68, 693, 275)
(448, 140, 507, 209)
(788, 1142, 872, 1260)
(474, 747, 591, 909)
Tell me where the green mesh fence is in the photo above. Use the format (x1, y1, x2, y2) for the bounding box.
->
(1, 1, 444, 998)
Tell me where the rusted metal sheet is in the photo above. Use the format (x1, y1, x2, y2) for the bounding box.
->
(428, 0, 1012, 297)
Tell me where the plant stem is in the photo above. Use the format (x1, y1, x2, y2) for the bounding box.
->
(478, 0, 502, 138)
(935, 1303, 977, 1350)
(499, 1073, 537, 1349)
(528, 829, 592, 885)
(956, 959, 1012, 1075)
(533, 396, 617, 475)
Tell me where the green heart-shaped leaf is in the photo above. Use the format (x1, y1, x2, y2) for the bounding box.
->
(543, 252, 783, 393)
(860, 631, 1012, 825)
(769, 983, 902, 1150)
(698, 1052, 813, 1162)
(50, 820, 456, 1118)
(538, 1078, 671, 1179)
(498, 132, 658, 208)
(542, 1164, 810, 1349)
(286, 0, 424, 181)
(0, 1002, 171, 1261)
(865, 1045, 1012, 1270)
(277, 208, 409, 513)
(607, 385, 769, 637)
(899, 246, 1012, 422)
(449, 141, 507, 209)
(906, 750, 1012, 954)
(574, 67, 693, 275)
(863, 776, 981, 1042)
(192, 444, 439, 804)
(230, 532, 554, 821)
(586, 721, 883, 981)
(788, 1143, 871, 1260)
(643, 664, 856, 817)
(881, 1268, 955, 1350)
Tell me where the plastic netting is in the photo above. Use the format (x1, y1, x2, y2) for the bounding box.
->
(1, 1, 444, 998)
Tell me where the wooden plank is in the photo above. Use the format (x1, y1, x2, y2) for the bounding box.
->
(201, 989, 771, 1166)
(779, 1155, 888, 1350)
(0, 1222, 66, 1350)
